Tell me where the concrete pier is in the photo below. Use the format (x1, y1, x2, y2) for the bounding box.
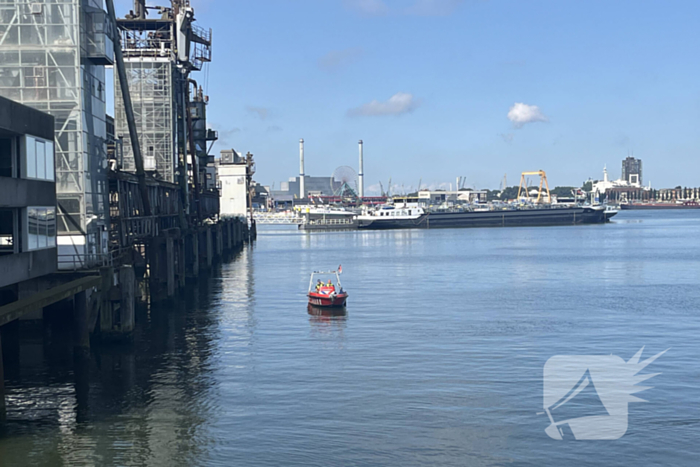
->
(0, 218, 251, 417)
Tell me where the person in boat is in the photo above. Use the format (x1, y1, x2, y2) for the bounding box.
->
(315, 280, 323, 291)
(326, 280, 335, 291)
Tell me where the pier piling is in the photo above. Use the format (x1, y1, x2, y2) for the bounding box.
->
(73, 291, 90, 356)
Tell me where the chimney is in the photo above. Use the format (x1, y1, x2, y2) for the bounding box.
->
(299, 139, 305, 199)
(358, 140, 364, 198)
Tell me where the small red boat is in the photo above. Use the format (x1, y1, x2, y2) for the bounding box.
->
(307, 268, 348, 308)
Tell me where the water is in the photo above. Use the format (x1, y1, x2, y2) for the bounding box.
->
(2, 210, 700, 466)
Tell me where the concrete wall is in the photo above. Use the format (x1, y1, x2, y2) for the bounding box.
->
(0, 178, 55, 208)
(0, 248, 56, 289)
(0, 95, 54, 140)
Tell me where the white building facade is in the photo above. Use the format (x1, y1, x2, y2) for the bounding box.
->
(218, 149, 249, 219)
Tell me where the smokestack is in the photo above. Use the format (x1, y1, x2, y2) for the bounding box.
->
(358, 140, 364, 198)
(299, 139, 305, 199)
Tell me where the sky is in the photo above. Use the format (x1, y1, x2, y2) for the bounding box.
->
(111, 0, 700, 193)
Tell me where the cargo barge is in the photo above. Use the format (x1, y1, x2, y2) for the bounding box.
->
(422, 205, 615, 229)
(355, 204, 616, 230)
(619, 202, 700, 210)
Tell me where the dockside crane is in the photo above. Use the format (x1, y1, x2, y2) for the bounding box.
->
(517, 170, 551, 204)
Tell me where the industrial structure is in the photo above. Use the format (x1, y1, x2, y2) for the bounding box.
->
(271, 138, 381, 205)
(358, 140, 364, 198)
(0, 0, 114, 269)
(0, 0, 254, 420)
(219, 149, 255, 219)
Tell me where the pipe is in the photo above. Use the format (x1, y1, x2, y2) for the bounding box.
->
(358, 140, 364, 198)
(106, 0, 151, 216)
(299, 139, 305, 199)
(134, 0, 146, 19)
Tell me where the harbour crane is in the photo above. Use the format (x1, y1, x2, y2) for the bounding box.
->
(517, 170, 551, 204)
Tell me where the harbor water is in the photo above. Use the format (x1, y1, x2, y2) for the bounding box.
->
(1, 210, 699, 466)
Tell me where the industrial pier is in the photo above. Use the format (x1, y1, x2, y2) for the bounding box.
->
(0, 0, 254, 419)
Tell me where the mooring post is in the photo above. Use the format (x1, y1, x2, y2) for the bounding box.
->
(73, 290, 90, 356)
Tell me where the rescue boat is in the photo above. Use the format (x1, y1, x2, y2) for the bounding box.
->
(307, 268, 348, 307)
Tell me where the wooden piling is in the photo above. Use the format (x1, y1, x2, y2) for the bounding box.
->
(73, 290, 89, 355)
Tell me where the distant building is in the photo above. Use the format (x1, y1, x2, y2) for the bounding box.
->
(0, 96, 57, 295)
(271, 176, 343, 202)
(592, 156, 646, 200)
(417, 189, 488, 205)
(621, 156, 642, 185)
(218, 149, 250, 219)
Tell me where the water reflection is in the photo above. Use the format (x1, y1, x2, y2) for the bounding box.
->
(307, 303, 347, 318)
(0, 247, 256, 466)
(307, 304, 347, 344)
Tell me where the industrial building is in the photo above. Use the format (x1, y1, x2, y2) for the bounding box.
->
(271, 176, 343, 202)
(219, 149, 254, 218)
(0, 0, 113, 269)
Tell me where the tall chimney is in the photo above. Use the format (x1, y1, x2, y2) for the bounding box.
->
(358, 140, 364, 198)
(299, 139, 305, 200)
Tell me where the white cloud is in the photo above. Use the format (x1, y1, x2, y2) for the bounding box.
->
(348, 92, 420, 117)
(405, 0, 465, 16)
(507, 102, 548, 128)
(318, 47, 364, 72)
(246, 106, 269, 120)
(344, 0, 389, 16)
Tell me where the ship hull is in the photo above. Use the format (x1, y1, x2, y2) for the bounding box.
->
(423, 206, 612, 229)
(357, 214, 428, 230)
(620, 203, 700, 210)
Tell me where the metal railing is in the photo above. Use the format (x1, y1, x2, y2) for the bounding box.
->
(253, 213, 303, 225)
(58, 253, 112, 271)
(57, 247, 131, 271)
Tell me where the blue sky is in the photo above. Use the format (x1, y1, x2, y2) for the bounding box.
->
(112, 0, 700, 192)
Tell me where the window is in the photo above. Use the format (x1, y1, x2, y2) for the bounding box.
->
(22, 134, 55, 181)
(24, 206, 56, 251)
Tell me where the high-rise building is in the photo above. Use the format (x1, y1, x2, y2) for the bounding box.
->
(621, 156, 642, 186)
(0, 0, 113, 269)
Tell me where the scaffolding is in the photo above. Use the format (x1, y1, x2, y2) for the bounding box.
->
(114, 1, 212, 188)
(0, 0, 113, 266)
(115, 60, 175, 181)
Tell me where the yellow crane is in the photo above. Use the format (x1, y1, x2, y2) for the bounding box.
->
(517, 170, 551, 204)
